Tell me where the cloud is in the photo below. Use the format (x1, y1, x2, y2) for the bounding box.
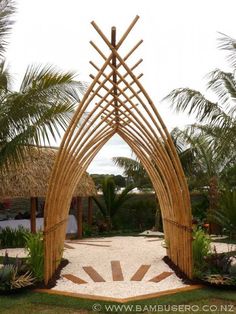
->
(87, 134, 133, 174)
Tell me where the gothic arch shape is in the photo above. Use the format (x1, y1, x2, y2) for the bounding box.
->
(44, 16, 192, 284)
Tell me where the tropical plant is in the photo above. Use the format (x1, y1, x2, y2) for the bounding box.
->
(92, 176, 134, 229)
(0, 0, 87, 170)
(209, 190, 236, 238)
(0, 263, 35, 291)
(82, 222, 92, 237)
(24, 232, 44, 281)
(192, 228, 211, 278)
(203, 274, 235, 286)
(10, 268, 35, 289)
(112, 157, 152, 189)
(203, 245, 236, 285)
(0, 0, 14, 58)
(0, 264, 15, 291)
(0, 226, 29, 248)
(171, 127, 226, 211)
(113, 157, 164, 230)
(165, 33, 236, 191)
(128, 198, 158, 231)
(205, 246, 232, 275)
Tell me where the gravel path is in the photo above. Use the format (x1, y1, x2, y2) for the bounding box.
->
(0, 248, 28, 258)
(1, 237, 233, 299)
(52, 236, 186, 298)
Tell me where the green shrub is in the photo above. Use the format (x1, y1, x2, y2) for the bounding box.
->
(24, 232, 44, 281)
(111, 195, 157, 231)
(0, 226, 30, 248)
(192, 228, 211, 278)
(0, 264, 15, 291)
(0, 262, 35, 292)
(209, 190, 236, 238)
(191, 193, 208, 222)
(82, 223, 92, 237)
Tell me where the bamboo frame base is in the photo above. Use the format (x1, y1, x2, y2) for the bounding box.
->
(34, 285, 203, 303)
(43, 16, 193, 284)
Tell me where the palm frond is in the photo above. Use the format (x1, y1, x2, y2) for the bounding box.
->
(165, 88, 228, 126)
(112, 156, 144, 177)
(0, 100, 76, 168)
(170, 127, 187, 154)
(218, 32, 236, 69)
(207, 69, 236, 117)
(91, 196, 107, 217)
(0, 63, 88, 169)
(0, 60, 11, 91)
(0, 0, 15, 57)
(113, 185, 134, 215)
(19, 64, 87, 102)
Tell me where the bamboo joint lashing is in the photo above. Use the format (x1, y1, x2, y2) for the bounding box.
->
(43, 218, 68, 235)
(163, 218, 192, 233)
(43, 16, 193, 285)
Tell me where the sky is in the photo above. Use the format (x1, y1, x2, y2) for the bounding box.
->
(6, 0, 236, 174)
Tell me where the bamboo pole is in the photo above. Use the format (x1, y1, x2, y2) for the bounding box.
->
(43, 17, 192, 284)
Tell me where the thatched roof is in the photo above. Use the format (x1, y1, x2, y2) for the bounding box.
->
(0, 147, 97, 198)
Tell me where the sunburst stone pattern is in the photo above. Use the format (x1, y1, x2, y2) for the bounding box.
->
(53, 237, 186, 299)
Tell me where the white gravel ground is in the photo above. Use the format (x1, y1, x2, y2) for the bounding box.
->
(1, 237, 233, 299)
(211, 242, 236, 254)
(52, 236, 186, 298)
(0, 248, 28, 258)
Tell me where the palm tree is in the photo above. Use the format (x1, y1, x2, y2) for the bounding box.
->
(112, 156, 151, 188)
(0, 64, 86, 169)
(0, 0, 87, 169)
(112, 157, 163, 230)
(172, 126, 224, 198)
(166, 33, 236, 232)
(165, 33, 236, 162)
(92, 176, 134, 229)
(0, 0, 14, 58)
(209, 190, 236, 239)
(172, 125, 235, 233)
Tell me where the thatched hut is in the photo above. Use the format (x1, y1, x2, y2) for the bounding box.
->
(0, 147, 96, 236)
(0, 147, 96, 198)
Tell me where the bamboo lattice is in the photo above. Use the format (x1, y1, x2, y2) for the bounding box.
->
(43, 16, 193, 284)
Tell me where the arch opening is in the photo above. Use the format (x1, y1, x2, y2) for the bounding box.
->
(43, 16, 192, 284)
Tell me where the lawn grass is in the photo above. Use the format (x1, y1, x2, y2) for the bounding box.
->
(1, 287, 236, 313)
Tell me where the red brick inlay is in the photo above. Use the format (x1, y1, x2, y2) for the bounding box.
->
(111, 261, 124, 281)
(63, 274, 87, 284)
(149, 271, 173, 283)
(83, 266, 106, 282)
(131, 265, 151, 281)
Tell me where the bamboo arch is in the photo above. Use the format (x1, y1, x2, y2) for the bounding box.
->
(43, 16, 192, 284)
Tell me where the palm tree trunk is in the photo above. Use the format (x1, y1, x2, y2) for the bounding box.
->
(208, 176, 221, 234)
(153, 208, 160, 231)
(105, 215, 112, 231)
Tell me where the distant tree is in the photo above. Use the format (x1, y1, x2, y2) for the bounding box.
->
(90, 174, 126, 189)
(112, 157, 152, 189)
(92, 176, 134, 230)
(113, 175, 126, 188)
